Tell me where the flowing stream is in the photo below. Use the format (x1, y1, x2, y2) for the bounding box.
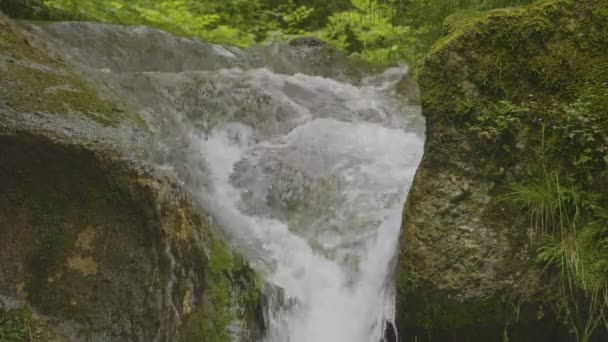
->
(26, 23, 425, 342)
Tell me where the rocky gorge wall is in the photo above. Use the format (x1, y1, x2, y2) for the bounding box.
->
(395, 0, 608, 341)
(0, 13, 263, 342)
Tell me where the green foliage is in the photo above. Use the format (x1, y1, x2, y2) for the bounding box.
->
(0, 0, 538, 65)
(0, 307, 60, 341)
(0, 312, 28, 342)
(502, 118, 607, 341)
(180, 239, 262, 342)
(468, 100, 527, 144)
(40, 0, 260, 46)
(505, 156, 608, 341)
(277, 1, 315, 34)
(321, 8, 421, 63)
(506, 172, 563, 241)
(323, 13, 363, 53)
(551, 90, 608, 179)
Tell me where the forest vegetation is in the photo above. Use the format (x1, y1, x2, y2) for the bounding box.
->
(3, 0, 535, 65)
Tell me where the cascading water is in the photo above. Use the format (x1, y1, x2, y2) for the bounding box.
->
(197, 69, 425, 342)
(26, 23, 425, 342)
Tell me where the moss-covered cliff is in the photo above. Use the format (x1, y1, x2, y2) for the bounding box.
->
(396, 1, 608, 341)
(0, 13, 263, 341)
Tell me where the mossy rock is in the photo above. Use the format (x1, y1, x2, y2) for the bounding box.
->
(0, 14, 263, 341)
(0, 13, 142, 127)
(396, 0, 608, 341)
(0, 132, 263, 341)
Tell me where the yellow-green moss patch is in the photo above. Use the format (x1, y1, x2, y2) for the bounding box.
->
(67, 256, 98, 276)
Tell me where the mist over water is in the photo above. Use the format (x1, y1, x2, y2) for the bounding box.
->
(27, 22, 425, 341)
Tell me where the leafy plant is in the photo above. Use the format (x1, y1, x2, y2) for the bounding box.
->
(323, 13, 364, 53)
(553, 92, 608, 179)
(4, 0, 536, 65)
(504, 154, 608, 341)
(469, 100, 527, 145)
(276, 1, 315, 34)
(0, 309, 30, 342)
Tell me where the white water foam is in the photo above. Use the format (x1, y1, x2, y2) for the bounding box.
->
(179, 68, 424, 342)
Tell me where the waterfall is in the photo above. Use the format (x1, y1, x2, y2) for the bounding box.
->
(26, 22, 425, 342)
(188, 68, 425, 342)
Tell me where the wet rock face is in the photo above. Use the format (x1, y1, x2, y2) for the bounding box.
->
(0, 133, 263, 342)
(25, 21, 243, 73)
(0, 134, 168, 340)
(0, 14, 262, 342)
(22, 21, 368, 84)
(382, 321, 397, 342)
(395, 0, 608, 341)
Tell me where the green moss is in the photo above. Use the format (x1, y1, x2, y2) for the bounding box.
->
(1, 62, 136, 126)
(578, 225, 608, 290)
(0, 15, 143, 127)
(234, 255, 263, 309)
(396, 263, 421, 297)
(178, 237, 262, 342)
(0, 309, 28, 342)
(209, 240, 236, 276)
(0, 307, 63, 341)
(421, 0, 576, 114)
(399, 0, 608, 339)
(417, 0, 608, 181)
(206, 241, 237, 331)
(433, 10, 488, 53)
(180, 302, 225, 342)
(0, 16, 58, 65)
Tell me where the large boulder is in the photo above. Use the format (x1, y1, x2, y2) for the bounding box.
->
(395, 1, 608, 341)
(0, 13, 262, 342)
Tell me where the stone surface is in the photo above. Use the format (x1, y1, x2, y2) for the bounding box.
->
(395, 1, 608, 341)
(0, 13, 262, 342)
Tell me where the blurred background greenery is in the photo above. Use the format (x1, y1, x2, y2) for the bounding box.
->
(0, 0, 535, 67)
